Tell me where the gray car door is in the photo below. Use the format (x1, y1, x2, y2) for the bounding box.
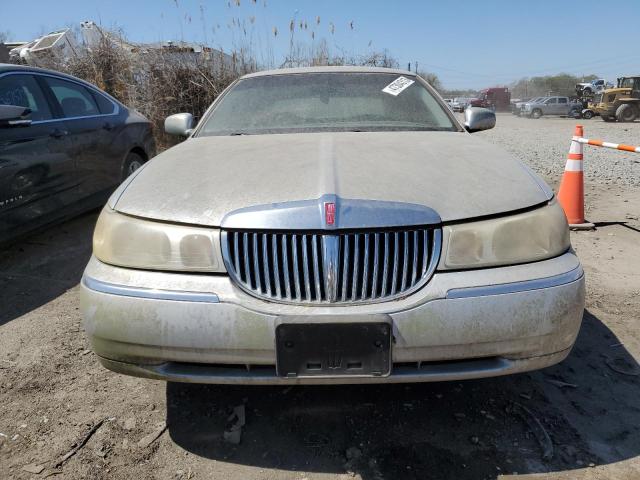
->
(0, 73, 77, 240)
(544, 97, 558, 115)
(557, 97, 569, 115)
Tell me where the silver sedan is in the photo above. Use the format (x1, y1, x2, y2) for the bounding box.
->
(80, 67, 584, 384)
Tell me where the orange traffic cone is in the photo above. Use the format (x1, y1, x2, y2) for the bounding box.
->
(557, 125, 594, 229)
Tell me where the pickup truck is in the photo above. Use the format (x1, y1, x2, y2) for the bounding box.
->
(576, 79, 612, 97)
(512, 97, 544, 116)
(522, 96, 582, 119)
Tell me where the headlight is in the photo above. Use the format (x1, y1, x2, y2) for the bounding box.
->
(93, 207, 225, 272)
(440, 200, 570, 270)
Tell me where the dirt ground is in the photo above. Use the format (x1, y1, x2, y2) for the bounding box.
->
(1, 114, 639, 480)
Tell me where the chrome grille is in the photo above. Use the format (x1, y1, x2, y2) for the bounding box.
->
(222, 228, 441, 304)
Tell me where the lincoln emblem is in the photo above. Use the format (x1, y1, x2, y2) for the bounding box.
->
(325, 202, 335, 226)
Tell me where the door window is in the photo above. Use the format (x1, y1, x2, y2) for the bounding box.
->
(92, 91, 116, 114)
(0, 74, 53, 121)
(545, 98, 557, 104)
(43, 77, 100, 118)
(558, 98, 568, 104)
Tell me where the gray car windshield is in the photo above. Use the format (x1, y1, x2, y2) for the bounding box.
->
(197, 73, 458, 136)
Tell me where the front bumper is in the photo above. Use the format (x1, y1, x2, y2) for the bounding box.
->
(80, 252, 585, 384)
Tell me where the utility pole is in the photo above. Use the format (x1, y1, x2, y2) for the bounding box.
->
(408, 62, 411, 72)
(415, 61, 418, 73)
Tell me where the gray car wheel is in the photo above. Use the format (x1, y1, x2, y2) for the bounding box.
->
(122, 151, 146, 180)
(531, 108, 542, 119)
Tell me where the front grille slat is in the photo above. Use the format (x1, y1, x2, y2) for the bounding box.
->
(291, 234, 301, 300)
(401, 231, 409, 291)
(371, 233, 380, 299)
(233, 233, 241, 280)
(391, 232, 399, 295)
(341, 234, 350, 302)
(225, 226, 439, 305)
(312, 234, 322, 301)
(282, 235, 291, 299)
(243, 232, 251, 288)
(261, 233, 271, 296)
(411, 230, 419, 285)
(351, 235, 360, 301)
(381, 232, 390, 297)
(272, 234, 281, 297)
(302, 235, 311, 301)
(252, 233, 261, 292)
(422, 230, 429, 277)
(361, 233, 370, 300)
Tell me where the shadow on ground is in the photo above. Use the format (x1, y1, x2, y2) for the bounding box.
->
(0, 211, 97, 326)
(167, 310, 640, 480)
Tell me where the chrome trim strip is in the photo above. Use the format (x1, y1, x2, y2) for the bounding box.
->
(221, 195, 441, 230)
(445, 266, 584, 299)
(82, 276, 220, 303)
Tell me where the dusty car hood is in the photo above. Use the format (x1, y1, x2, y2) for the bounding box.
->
(114, 131, 551, 225)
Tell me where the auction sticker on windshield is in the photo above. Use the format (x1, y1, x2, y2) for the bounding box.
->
(382, 76, 415, 96)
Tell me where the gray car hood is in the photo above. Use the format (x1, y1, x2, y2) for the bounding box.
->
(114, 131, 551, 226)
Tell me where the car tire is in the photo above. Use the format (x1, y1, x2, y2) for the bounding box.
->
(531, 109, 542, 119)
(615, 104, 638, 122)
(581, 110, 594, 120)
(122, 151, 146, 181)
(582, 88, 592, 97)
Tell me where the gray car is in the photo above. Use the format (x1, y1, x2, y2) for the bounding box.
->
(80, 67, 584, 385)
(0, 64, 155, 244)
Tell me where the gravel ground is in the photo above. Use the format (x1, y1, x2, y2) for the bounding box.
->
(1, 114, 639, 480)
(476, 113, 640, 187)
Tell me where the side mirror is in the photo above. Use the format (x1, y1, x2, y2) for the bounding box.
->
(464, 107, 496, 133)
(164, 113, 194, 137)
(0, 105, 32, 128)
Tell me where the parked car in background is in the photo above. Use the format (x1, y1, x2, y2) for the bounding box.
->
(81, 66, 584, 386)
(522, 96, 581, 119)
(451, 97, 473, 112)
(575, 78, 612, 97)
(511, 96, 544, 115)
(0, 64, 155, 244)
(443, 98, 454, 109)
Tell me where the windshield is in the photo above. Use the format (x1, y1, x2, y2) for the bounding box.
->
(197, 72, 457, 136)
(619, 78, 635, 88)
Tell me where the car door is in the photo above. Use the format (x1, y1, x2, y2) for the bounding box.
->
(0, 72, 77, 239)
(557, 97, 569, 115)
(543, 97, 557, 114)
(39, 75, 116, 201)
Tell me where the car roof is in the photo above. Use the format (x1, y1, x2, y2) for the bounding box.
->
(0, 63, 97, 85)
(0, 63, 123, 105)
(241, 66, 415, 79)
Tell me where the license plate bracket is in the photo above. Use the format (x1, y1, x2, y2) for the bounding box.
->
(276, 322, 391, 378)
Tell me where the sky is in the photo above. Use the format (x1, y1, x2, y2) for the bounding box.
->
(2, 0, 640, 90)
